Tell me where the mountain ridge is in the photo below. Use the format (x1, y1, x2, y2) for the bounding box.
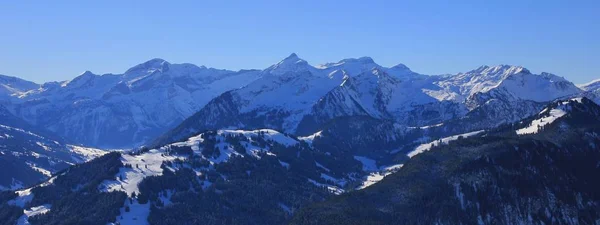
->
(152, 54, 586, 147)
(0, 54, 597, 150)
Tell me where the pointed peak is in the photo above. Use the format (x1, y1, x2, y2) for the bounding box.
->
(271, 53, 301, 65)
(63, 71, 97, 87)
(279, 53, 305, 64)
(265, 53, 311, 75)
(80, 70, 95, 76)
(390, 63, 411, 71)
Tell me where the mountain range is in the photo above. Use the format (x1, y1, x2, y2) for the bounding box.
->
(0, 60, 261, 148)
(1, 54, 600, 224)
(1, 54, 592, 149)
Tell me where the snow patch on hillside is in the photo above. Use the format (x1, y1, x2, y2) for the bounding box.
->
(16, 204, 51, 225)
(68, 145, 107, 162)
(8, 176, 57, 208)
(113, 199, 150, 225)
(357, 164, 404, 190)
(99, 150, 178, 196)
(516, 109, 567, 135)
(218, 129, 299, 146)
(408, 130, 485, 158)
(299, 130, 323, 145)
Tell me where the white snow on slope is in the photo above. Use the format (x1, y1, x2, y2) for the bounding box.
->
(16, 204, 51, 225)
(516, 109, 567, 135)
(298, 130, 323, 145)
(99, 129, 300, 197)
(357, 164, 404, 190)
(99, 150, 178, 196)
(8, 176, 57, 208)
(112, 199, 150, 225)
(68, 145, 107, 163)
(27, 163, 52, 177)
(515, 99, 578, 135)
(408, 130, 485, 158)
(218, 129, 299, 147)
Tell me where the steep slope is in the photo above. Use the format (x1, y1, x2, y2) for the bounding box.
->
(4, 59, 261, 148)
(291, 98, 600, 225)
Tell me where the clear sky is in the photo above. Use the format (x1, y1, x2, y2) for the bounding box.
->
(0, 0, 598, 84)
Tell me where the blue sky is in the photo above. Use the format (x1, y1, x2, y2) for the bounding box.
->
(0, 0, 598, 83)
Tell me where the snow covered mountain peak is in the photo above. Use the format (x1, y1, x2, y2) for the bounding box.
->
(124, 58, 171, 79)
(316, 57, 383, 78)
(467, 64, 530, 78)
(61, 70, 101, 87)
(264, 53, 311, 75)
(473, 67, 582, 103)
(318, 57, 376, 69)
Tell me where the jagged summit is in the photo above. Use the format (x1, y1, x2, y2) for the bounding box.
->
(264, 53, 311, 75)
(467, 64, 530, 77)
(79, 70, 95, 76)
(390, 63, 410, 71)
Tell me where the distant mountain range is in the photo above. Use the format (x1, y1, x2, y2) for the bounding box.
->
(1, 54, 596, 149)
(0, 60, 261, 148)
(2, 54, 600, 224)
